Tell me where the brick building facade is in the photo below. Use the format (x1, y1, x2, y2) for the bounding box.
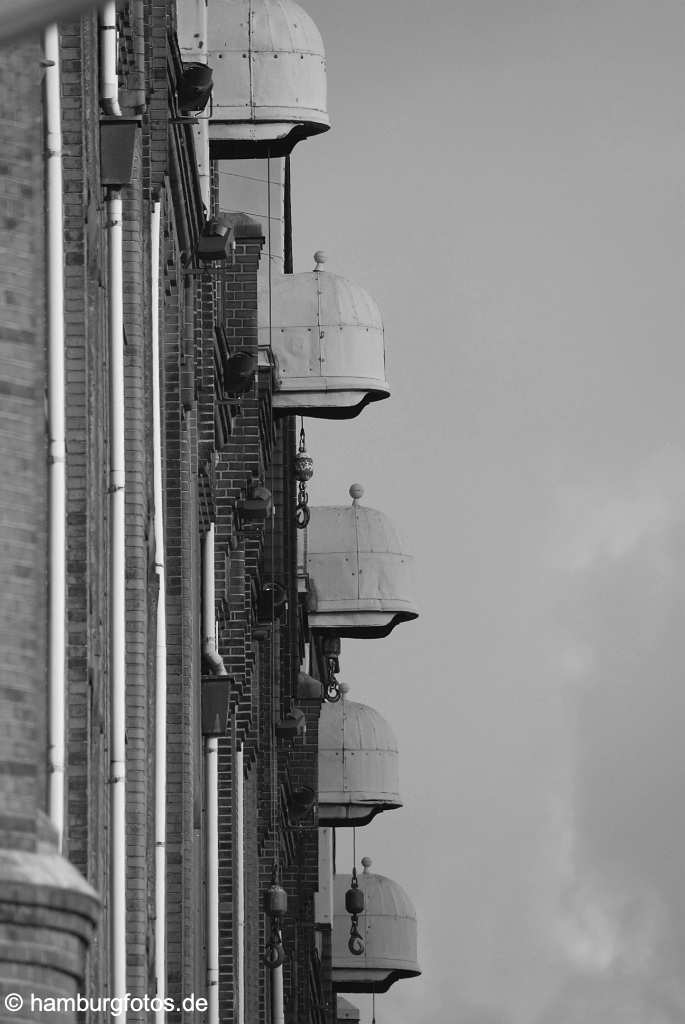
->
(0, 4, 421, 1024)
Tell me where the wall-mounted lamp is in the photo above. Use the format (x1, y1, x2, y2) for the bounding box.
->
(222, 351, 257, 395)
(259, 581, 287, 621)
(288, 786, 316, 823)
(237, 483, 273, 528)
(275, 704, 306, 741)
(178, 61, 213, 114)
(201, 676, 231, 735)
(100, 117, 141, 187)
(197, 216, 235, 262)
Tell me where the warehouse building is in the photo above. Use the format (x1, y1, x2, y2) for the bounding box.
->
(0, 3, 421, 1022)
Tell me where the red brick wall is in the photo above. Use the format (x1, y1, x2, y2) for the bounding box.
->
(0, 32, 100, 1023)
(0, 36, 46, 852)
(59, 16, 112, 1004)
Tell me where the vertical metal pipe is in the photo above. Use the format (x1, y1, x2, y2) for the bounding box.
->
(206, 737, 219, 1024)
(203, 523, 223, 1024)
(235, 742, 245, 1024)
(151, 199, 167, 1023)
(108, 189, 127, 1014)
(270, 966, 284, 1024)
(131, 0, 146, 113)
(100, 1, 122, 116)
(203, 525, 227, 674)
(44, 22, 66, 850)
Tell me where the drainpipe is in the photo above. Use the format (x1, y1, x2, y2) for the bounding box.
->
(203, 524, 226, 676)
(100, 1, 122, 117)
(235, 742, 245, 1024)
(197, 110, 210, 214)
(131, 0, 146, 114)
(151, 199, 167, 1023)
(44, 23, 66, 851)
(107, 187, 127, 1013)
(271, 967, 284, 1024)
(196, 0, 210, 211)
(203, 523, 226, 1024)
(206, 734, 219, 1024)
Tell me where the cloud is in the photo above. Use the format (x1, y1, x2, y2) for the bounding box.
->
(554, 828, 670, 976)
(534, 974, 685, 1024)
(541, 446, 685, 1018)
(550, 446, 685, 574)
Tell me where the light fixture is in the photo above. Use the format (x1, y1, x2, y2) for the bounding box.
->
(275, 704, 306, 741)
(222, 351, 256, 395)
(237, 483, 272, 528)
(178, 62, 213, 114)
(201, 677, 231, 735)
(259, 581, 287, 621)
(197, 215, 235, 262)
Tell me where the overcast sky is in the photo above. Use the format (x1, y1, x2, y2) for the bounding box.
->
(288, 2, 685, 1022)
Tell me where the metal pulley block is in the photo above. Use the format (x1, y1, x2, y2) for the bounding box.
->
(263, 883, 288, 917)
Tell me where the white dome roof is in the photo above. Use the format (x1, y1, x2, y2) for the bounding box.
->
(319, 698, 402, 826)
(306, 491, 418, 638)
(261, 269, 390, 418)
(208, 0, 329, 157)
(332, 865, 421, 993)
(336, 996, 360, 1023)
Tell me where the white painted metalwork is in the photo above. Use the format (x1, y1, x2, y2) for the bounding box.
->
(202, 524, 226, 1024)
(151, 199, 167, 1024)
(306, 487, 418, 637)
(260, 264, 390, 418)
(45, 23, 66, 851)
(207, 0, 329, 156)
(318, 697, 402, 826)
(332, 861, 421, 993)
(100, 2, 122, 116)
(336, 996, 361, 1023)
(235, 741, 245, 1024)
(107, 188, 127, 1016)
(206, 735, 220, 1024)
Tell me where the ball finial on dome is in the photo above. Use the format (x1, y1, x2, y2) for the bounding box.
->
(361, 856, 372, 873)
(339, 680, 351, 696)
(313, 250, 327, 271)
(349, 483, 364, 503)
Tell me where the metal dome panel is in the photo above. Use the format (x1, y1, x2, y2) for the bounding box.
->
(319, 698, 402, 826)
(306, 491, 418, 638)
(332, 865, 421, 993)
(336, 996, 360, 1023)
(259, 269, 390, 418)
(208, 0, 330, 158)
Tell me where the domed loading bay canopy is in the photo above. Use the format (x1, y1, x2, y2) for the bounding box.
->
(305, 486, 418, 638)
(318, 695, 402, 827)
(261, 255, 390, 419)
(207, 0, 330, 158)
(332, 859, 421, 993)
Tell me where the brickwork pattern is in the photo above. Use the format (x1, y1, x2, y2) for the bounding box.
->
(0, 33, 100, 1024)
(59, 18, 112, 1006)
(0, 38, 46, 849)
